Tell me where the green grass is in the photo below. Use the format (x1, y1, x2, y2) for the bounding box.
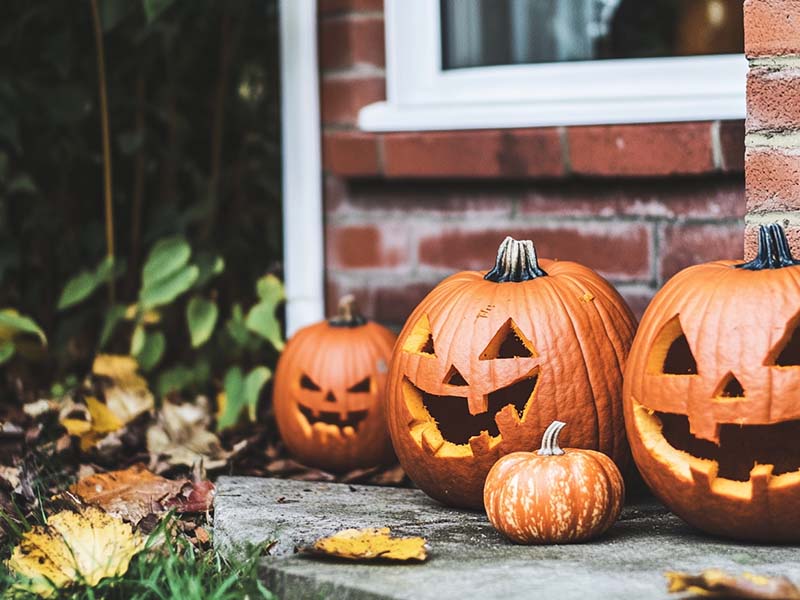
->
(0, 516, 275, 600)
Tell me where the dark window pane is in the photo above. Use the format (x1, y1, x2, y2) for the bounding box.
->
(441, 0, 743, 70)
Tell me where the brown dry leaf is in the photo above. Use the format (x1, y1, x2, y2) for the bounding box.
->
(69, 464, 183, 524)
(303, 527, 427, 562)
(6, 507, 145, 597)
(146, 398, 231, 471)
(666, 569, 800, 599)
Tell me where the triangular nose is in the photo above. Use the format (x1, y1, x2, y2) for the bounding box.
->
(443, 364, 468, 386)
(324, 391, 337, 403)
(718, 372, 745, 398)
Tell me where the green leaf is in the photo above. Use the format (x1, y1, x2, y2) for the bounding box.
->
(194, 252, 225, 288)
(243, 366, 271, 421)
(140, 264, 199, 310)
(226, 304, 251, 347)
(218, 366, 244, 431)
(186, 296, 218, 348)
(143, 0, 175, 22)
(157, 360, 210, 397)
(0, 310, 46, 344)
(7, 174, 37, 195)
(130, 324, 146, 356)
(245, 301, 284, 351)
(0, 340, 14, 365)
(142, 236, 191, 288)
(135, 329, 165, 372)
(57, 256, 115, 310)
(256, 274, 284, 305)
(99, 304, 126, 349)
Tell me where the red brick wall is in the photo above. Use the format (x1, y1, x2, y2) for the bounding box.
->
(319, 2, 746, 327)
(744, 0, 800, 256)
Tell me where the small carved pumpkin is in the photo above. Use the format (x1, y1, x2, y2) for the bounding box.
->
(386, 236, 636, 509)
(624, 223, 800, 541)
(273, 296, 396, 472)
(484, 421, 624, 544)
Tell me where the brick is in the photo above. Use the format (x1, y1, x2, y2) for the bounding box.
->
(383, 129, 563, 178)
(322, 131, 381, 176)
(659, 224, 744, 282)
(321, 76, 385, 126)
(519, 178, 745, 220)
(326, 278, 436, 327)
(319, 16, 385, 71)
(746, 147, 800, 212)
(744, 0, 800, 56)
(417, 224, 651, 281)
(747, 68, 800, 131)
(326, 224, 409, 269)
(319, 0, 383, 15)
(617, 288, 654, 322)
(745, 223, 800, 259)
(329, 180, 515, 217)
(568, 123, 714, 176)
(719, 120, 745, 172)
(324, 174, 348, 213)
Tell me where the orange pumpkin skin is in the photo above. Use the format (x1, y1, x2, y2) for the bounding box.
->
(623, 224, 800, 542)
(386, 237, 636, 509)
(273, 297, 397, 472)
(484, 422, 624, 544)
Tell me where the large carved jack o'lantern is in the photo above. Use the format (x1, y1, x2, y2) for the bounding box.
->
(624, 224, 800, 541)
(387, 237, 636, 508)
(273, 296, 396, 472)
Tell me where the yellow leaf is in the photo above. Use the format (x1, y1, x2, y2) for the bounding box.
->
(7, 507, 145, 597)
(60, 419, 91, 437)
(91, 354, 154, 424)
(85, 397, 124, 434)
(666, 569, 800, 599)
(306, 527, 427, 562)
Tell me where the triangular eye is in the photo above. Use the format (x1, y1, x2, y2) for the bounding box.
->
(300, 374, 321, 391)
(647, 315, 698, 375)
(480, 318, 536, 360)
(768, 320, 800, 367)
(402, 314, 436, 356)
(347, 377, 372, 393)
(443, 365, 468, 386)
(716, 372, 745, 398)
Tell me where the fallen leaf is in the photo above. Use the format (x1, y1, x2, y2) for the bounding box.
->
(666, 569, 800, 599)
(147, 398, 231, 471)
(90, 355, 154, 424)
(164, 479, 215, 514)
(303, 527, 428, 562)
(7, 507, 145, 597)
(23, 399, 58, 419)
(69, 464, 184, 524)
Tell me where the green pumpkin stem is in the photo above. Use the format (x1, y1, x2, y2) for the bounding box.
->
(537, 420, 566, 456)
(737, 223, 800, 271)
(484, 236, 548, 283)
(328, 295, 367, 328)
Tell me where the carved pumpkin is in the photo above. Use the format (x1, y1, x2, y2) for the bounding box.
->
(624, 223, 800, 541)
(386, 236, 636, 508)
(273, 296, 396, 472)
(484, 421, 624, 544)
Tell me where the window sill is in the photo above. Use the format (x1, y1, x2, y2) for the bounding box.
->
(322, 121, 744, 179)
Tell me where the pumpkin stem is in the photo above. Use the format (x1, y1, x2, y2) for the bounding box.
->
(537, 420, 566, 456)
(328, 294, 367, 327)
(484, 236, 548, 283)
(737, 223, 800, 271)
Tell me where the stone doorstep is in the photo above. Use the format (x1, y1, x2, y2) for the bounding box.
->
(214, 476, 800, 600)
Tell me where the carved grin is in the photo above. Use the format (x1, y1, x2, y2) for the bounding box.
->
(654, 410, 800, 481)
(402, 372, 539, 455)
(298, 404, 369, 433)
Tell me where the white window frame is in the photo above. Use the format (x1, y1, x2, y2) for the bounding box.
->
(359, 0, 747, 131)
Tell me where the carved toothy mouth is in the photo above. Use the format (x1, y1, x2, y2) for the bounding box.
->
(402, 372, 539, 455)
(298, 404, 369, 433)
(654, 411, 800, 481)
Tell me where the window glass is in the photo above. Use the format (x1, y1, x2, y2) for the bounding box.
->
(440, 0, 744, 70)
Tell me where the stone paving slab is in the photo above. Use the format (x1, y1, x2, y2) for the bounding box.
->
(214, 476, 800, 600)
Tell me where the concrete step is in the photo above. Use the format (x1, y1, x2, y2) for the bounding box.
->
(214, 476, 800, 600)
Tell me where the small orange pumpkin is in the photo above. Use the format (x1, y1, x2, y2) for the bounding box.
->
(484, 421, 625, 544)
(386, 236, 635, 508)
(273, 296, 396, 472)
